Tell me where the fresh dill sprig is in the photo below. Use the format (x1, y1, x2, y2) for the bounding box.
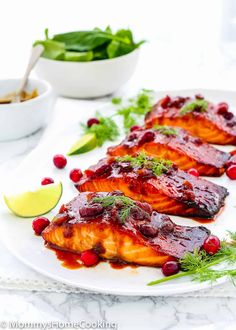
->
(180, 99, 208, 116)
(147, 232, 236, 286)
(81, 112, 119, 146)
(92, 195, 135, 223)
(115, 89, 155, 132)
(154, 125, 178, 136)
(116, 152, 172, 176)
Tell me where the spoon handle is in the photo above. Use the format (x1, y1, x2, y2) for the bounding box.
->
(15, 44, 44, 97)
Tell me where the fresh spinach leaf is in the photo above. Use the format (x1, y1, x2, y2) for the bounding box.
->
(34, 27, 145, 61)
(34, 39, 65, 60)
(53, 31, 111, 52)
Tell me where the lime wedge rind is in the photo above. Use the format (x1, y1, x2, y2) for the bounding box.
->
(4, 182, 63, 218)
(67, 133, 97, 156)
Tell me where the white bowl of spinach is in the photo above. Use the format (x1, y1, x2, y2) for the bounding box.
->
(34, 27, 144, 98)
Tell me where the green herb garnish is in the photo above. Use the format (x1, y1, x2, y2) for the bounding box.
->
(111, 97, 122, 105)
(116, 153, 172, 176)
(34, 27, 145, 62)
(81, 113, 119, 146)
(115, 89, 155, 132)
(92, 195, 136, 223)
(180, 99, 208, 116)
(154, 125, 178, 136)
(148, 232, 236, 286)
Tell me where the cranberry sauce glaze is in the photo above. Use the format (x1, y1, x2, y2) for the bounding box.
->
(76, 156, 228, 218)
(145, 95, 236, 145)
(107, 126, 229, 176)
(42, 192, 210, 266)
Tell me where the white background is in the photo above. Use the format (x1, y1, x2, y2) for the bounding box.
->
(1, 0, 235, 91)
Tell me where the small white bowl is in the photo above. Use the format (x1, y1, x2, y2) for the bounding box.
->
(0, 78, 55, 141)
(35, 49, 140, 98)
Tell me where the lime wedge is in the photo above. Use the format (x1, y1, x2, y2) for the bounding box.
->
(67, 133, 97, 155)
(4, 182, 63, 218)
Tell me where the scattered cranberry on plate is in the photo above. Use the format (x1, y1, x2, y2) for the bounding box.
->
(53, 154, 67, 169)
(162, 261, 180, 277)
(187, 168, 200, 177)
(226, 165, 236, 180)
(80, 250, 100, 267)
(87, 118, 100, 128)
(203, 235, 221, 255)
(41, 177, 54, 185)
(69, 168, 83, 183)
(32, 217, 50, 235)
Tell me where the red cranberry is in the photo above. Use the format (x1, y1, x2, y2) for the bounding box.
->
(87, 118, 100, 128)
(117, 163, 133, 173)
(162, 261, 180, 277)
(160, 95, 171, 109)
(130, 206, 149, 220)
(139, 131, 155, 145)
(187, 168, 200, 177)
(222, 112, 234, 121)
(138, 169, 155, 180)
(53, 154, 67, 169)
(160, 220, 174, 234)
(94, 164, 112, 178)
(69, 168, 83, 183)
(195, 94, 204, 100)
(139, 224, 158, 238)
(80, 250, 100, 267)
(226, 165, 236, 180)
(194, 138, 203, 146)
(32, 217, 50, 235)
(130, 125, 142, 132)
(79, 204, 104, 217)
(127, 133, 138, 141)
(203, 235, 221, 255)
(135, 201, 153, 214)
(217, 102, 228, 115)
(110, 191, 124, 196)
(170, 97, 186, 109)
(227, 121, 236, 128)
(41, 177, 54, 185)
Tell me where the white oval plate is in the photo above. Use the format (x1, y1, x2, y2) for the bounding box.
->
(0, 89, 236, 296)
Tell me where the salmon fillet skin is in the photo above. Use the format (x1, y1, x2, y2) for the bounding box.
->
(145, 95, 236, 145)
(107, 126, 230, 176)
(76, 154, 228, 218)
(42, 192, 210, 267)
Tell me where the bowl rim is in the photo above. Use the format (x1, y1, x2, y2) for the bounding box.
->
(0, 78, 53, 109)
(38, 47, 140, 65)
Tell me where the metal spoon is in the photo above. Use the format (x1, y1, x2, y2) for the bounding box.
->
(0, 44, 44, 104)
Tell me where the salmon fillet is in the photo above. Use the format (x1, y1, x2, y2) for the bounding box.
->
(145, 95, 236, 145)
(76, 155, 228, 218)
(42, 192, 210, 266)
(107, 127, 229, 176)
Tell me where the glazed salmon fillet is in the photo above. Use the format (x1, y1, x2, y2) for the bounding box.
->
(42, 192, 210, 266)
(145, 95, 236, 145)
(107, 126, 229, 176)
(76, 154, 228, 218)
